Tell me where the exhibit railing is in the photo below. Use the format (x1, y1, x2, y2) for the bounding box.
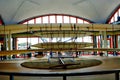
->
(0, 69, 120, 80)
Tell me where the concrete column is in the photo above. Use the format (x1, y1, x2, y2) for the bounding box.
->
(103, 31, 108, 56)
(3, 34, 7, 50)
(99, 31, 103, 48)
(112, 35, 118, 56)
(12, 37, 17, 50)
(103, 31, 107, 48)
(8, 31, 12, 50)
(113, 35, 117, 48)
(99, 31, 107, 48)
(99, 31, 108, 56)
(93, 35, 97, 55)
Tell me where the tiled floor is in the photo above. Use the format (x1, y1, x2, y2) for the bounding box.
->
(0, 55, 120, 80)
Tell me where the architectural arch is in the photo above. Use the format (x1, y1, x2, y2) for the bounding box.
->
(19, 14, 93, 24)
(107, 5, 120, 24)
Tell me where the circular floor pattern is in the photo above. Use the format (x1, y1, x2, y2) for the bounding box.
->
(21, 58, 102, 69)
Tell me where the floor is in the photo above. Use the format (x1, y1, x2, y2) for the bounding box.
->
(0, 55, 120, 80)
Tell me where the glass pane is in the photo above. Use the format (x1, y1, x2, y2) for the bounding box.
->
(84, 21, 89, 24)
(64, 16, 69, 23)
(30, 38, 39, 45)
(23, 22, 27, 24)
(83, 36, 92, 42)
(50, 16, 55, 23)
(28, 19, 34, 24)
(77, 19, 83, 23)
(119, 9, 120, 16)
(110, 17, 114, 23)
(43, 16, 48, 23)
(70, 17, 76, 23)
(114, 12, 118, 22)
(36, 17, 41, 24)
(57, 16, 62, 23)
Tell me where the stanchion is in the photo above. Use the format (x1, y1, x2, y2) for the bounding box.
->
(115, 72, 119, 80)
(63, 75, 66, 80)
(10, 75, 14, 80)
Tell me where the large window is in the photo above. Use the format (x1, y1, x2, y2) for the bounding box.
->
(107, 6, 120, 49)
(108, 7, 120, 24)
(21, 14, 90, 24)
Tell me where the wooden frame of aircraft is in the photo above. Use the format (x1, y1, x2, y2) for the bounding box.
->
(0, 23, 120, 56)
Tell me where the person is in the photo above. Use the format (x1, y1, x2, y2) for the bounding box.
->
(27, 46, 32, 58)
(50, 51, 53, 58)
(1, 44, 4, 51)
(99, 52, 104, 56)
(58, 52, 62, 57)
(47, 53, 50, 63)
(76, 51, 79, 57)
(1, 44, 5, 60)
(27, 46, 31, 50)
(113, 51, 118, 56)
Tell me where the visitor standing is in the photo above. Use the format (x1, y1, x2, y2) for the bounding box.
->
(0, 44, 4, 60)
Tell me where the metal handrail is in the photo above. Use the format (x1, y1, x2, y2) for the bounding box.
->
(0, 69, 120, 80)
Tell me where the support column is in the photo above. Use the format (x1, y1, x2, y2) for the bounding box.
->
(8, 34, 12, 50)
(93, 35, 97, 55)
(112, 35, 118, 56)
(13, 37, 17, 50)
(99, 31, 108, 56)
(118, 36, 120, 48)
(113, 35, 116, 48)
(99, 31, 103, 48)
(97, 36, 100, 48)
(110, 36, 113, 48)
(8, 31, 12, 50)
(3, 34, 7, 50)
(103, 31, 107, 48)
(113, 35, 118, 48)
(103, 31, 108, 56)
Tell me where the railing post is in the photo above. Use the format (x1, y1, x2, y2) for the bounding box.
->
(115, 72, 119, 80)
(10, 75, 14, 80)
(63, 75, 66, 80)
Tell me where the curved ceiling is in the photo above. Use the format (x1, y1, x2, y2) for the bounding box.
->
(0, 0, 120, 25)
